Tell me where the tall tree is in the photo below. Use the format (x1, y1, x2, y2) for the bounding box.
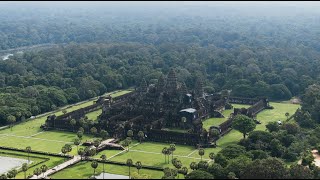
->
(25, 146, 32, 163)
(100, 154, 107, 179)
(91, 161, 99, 176)
(126, 159, 133, 178)
(21, 163, 28, 179)
(135, 161, 142, 174)
(137, 131, 145, 143)
(232, 114, 256, 139)
(6, 115, 16, 131)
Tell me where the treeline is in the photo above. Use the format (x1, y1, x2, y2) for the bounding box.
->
(0, 41, 317, 125)
(0, 3, 320, 125)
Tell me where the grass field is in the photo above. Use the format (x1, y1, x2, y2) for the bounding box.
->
(0, 94, 300, 179)
(0, 149, 65, 178)
(200, 102, 301, 154)
(94, 140, 211, 171)
(202, 104, 251, 131)
(50, 161, 165, 179)
(85, 109, 102, 121)
(0, 89, 132, 154)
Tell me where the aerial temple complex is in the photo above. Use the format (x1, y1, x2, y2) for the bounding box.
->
(44, 68, 272, 147)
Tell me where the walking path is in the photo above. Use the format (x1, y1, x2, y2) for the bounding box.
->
(129, 149, 210, 161)
(29, 155, 82, 179)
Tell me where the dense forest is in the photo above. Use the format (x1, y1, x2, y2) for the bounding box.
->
(1, 2, 320, 126)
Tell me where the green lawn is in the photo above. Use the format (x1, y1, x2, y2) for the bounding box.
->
(85, 109, 102, 121)
(50, 161, 164, 179)
(96, 141, 210, 170)
(201, 102, 301, 155)
(0, 149, 65, 179)
(202, 104, 250, 131)
(255, 102, 300, 131)
(0, 89, 132, 154)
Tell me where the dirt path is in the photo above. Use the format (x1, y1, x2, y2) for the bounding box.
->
(29, 155, 81, 179)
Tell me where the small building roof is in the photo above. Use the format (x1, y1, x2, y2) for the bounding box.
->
(180, 108, 197, 113)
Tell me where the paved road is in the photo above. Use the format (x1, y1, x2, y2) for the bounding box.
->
(29, 155, 81, 179)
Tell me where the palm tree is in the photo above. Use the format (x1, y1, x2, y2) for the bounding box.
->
(173, 160, 182, 178)
(209, 152, 215, 162)
(61, 146, 68, 161)
(127, 130, 134, 138)
(21, 163, 28, 179)
(166, 148, 171, 164)
(6, 170, 14, 179)
(70, 119, 76, 132)
(91, 161, 99, 176)
(180, 167, 188, 178)
(33, 168, 41, 178)
(135, 161, 142, 174)
(25, 146, 32, 163)
(0, 174, 7, 179)
(64, 144, 72, 155)
(74, 138, 81, 152)
(169, 144, 176, 161)
(198, 148, 205, 161)
(137, 131, 144, 143)
(100, 155, 107, 179)
(77, 130, 84, 140)
(126, 159, 133, 178)
(162, 147, 168, 164)
(190, 162, 198, 171)
(10, 170, 17, 179)
(78, 148, 85, 160)
(93, 139, 101, 152)
(40, 165, 48, 178)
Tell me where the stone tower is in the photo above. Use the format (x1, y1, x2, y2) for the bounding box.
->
(156, 74, 165, 93)
(139, 78, 148, 93)
(180, 82, 188, 95)
(166, 68, 178, 94)
(195, 77, 204, 97)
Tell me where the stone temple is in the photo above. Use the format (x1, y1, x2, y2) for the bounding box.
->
(98, 68, 227, 143)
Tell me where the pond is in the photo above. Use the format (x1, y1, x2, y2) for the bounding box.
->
(94, 173, 129, 179)
(0, 156, 31, 174)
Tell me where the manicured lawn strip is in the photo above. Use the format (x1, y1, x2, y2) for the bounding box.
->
(130, 141, 195, 156)
(32, 130, 93, 143)
(49, 161, 164, 179)
(256, 102, 300, 131)
(0, 136, 68, 153)
(0, 89, 132, 137)
(85, 109, 102, 121)
(0, 149, 64, 179)
(202, 104, 249, 131)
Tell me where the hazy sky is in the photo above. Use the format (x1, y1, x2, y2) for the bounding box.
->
(1, 1, 320, 7)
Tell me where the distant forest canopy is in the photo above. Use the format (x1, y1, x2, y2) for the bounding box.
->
(0, 2, 320, 125)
